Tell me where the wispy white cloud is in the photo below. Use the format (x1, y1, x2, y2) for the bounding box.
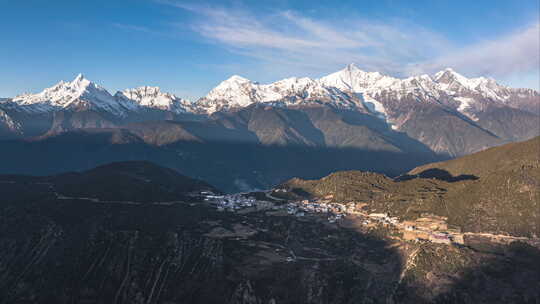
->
(168, 5, 449, 75)
(160, 1, 539, 85)
(408, 22, 540, 77)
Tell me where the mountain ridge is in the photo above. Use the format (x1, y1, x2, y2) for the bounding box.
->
(1, 64, 538, 157)
(277, 136, 540, 237)
(5, 65, 538, 117)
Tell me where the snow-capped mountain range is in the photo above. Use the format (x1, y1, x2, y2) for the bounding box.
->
(199, 64, 538, 123)
(11, 74, 135, 116)
(196, 74, 360, 113)
(4, 64, 537, 121)
(6, 74, 192, 116)
(1, 64, 538, 156)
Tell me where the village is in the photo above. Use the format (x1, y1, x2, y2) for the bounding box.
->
(198, 189, 540, 249)
(198, 190, 471, 246)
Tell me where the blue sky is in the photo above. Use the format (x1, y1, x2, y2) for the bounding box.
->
(1, 0, 538, 99)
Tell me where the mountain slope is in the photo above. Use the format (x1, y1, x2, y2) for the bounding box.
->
(409, 137, 540, 237)
(279, 137, 540, 237)
(409, 136, 540, 180)
(387, 101, 504, 156)
(0, 120, 440, 193)
(0, 161, 218, 202)
(319, 65, 539, 156)
(51, 161, 219, 201)
(0, 107, 22, 138)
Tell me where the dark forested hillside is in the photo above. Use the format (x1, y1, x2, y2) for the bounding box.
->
(279, 137, 540, 237)
(1, 158, 539, 303)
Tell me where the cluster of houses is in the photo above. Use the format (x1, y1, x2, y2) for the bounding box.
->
(366, 212, 400, 225)
(286, 197, 361, 222)
(205, 193, 254, 211)
(285, 198, 466, 245)
(285, 201, 343, 222)
(201, 192, 275, 212)
(201, 191, 361, 223)
(199, 191, 466, 245)
(287, 196, 467, 245)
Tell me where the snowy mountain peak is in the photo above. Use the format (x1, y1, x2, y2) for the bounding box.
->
(203, 75, 256, 109)
(225, 75, 251, 83)
(11, 74, 128, 115)
(434, 68, 467, 83)
(344, 63, 361, 72)
(211, 75, 254, 93)
(120, 86, 166, 97)
(73, 73, 85, 82)
(115, 86, 192, 114)
(433, 69, 513, 102)
(344, 63, 378, 74)
(432, 67, 488, 92)
(68, 73, 96, 92)
(319, 64, 397, 92)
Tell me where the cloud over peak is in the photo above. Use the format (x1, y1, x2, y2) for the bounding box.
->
(162, 1, 539, 86)
(410, 22, 539, 78)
